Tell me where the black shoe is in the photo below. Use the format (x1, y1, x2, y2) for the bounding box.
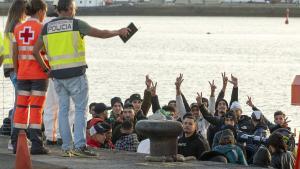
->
(31, 146, 50, 155)
(46, 140, 57, 145)
(56, 138, 63, 146)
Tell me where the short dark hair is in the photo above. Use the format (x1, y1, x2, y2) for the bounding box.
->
(274, 111, 285, 118)
(183, 113, 196, 122)
(121, 120, 133, 130)
(268, 132, 287, 153)
(168, 100, 176, 106)
(202, 97, 209, 106)
(57, 0, 73, 12)
(25, 0, 47, 16)
(162, 105, 175, 113)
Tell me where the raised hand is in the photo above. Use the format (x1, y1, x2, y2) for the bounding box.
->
(282, 117, 290, 128)
(175, 73, 184, 89)
(209, 80, 217, 97)
(175, 73, 184, 95)
(145, 75, 153, 90)
(246, 96, 254, 108)
(196, 92, 203, 106)
(221, 72, 228, 91)
(228, 74, 238, 87)
(150, 82, 157, 96)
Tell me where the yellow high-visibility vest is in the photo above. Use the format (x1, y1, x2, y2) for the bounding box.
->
(2, 32, 14, 69)
(42, 18, 86, 71)
(0, 32, 3, 57)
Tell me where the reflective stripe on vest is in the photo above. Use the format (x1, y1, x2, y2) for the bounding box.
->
(18, 45, 47, 61)
(18, 46, 34, 51)
(3, 33, 14, 69)
(43, 20, 86, 71)
(18, 54, 35, 60)
(18, 45, 34, 60)
(14, 123, 27, 129)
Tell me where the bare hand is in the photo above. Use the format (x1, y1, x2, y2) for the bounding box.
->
(221, 72, 228, 90)
(228, 74, 238, 87)
(150, 82, 157, 96)
(196, 92, 203, 105)
(145, 75, 152, 90)
(282, 117, 290, 128)
(246, 96, 254, 108)
(118, 28, 130, 37)
(209, 80, 217, 96)
(116, 116, 123, 123)
(175, 73, 184, 90)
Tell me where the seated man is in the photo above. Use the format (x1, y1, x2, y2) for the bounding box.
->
(87, 103, 111, 129)
(108, 97, 123, 130)
(112, 102, 146, 143)
(212, 110, 237, 148)
(115, 120, 139, 152)
(87, 123, 110, 148)
(246, 97, 290, 133)
(178, 114, 210, 160)
(270, 111, 290, 133)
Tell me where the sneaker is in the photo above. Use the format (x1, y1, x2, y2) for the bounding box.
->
(61, 149, 73, 157)
(31, 147, 50, 155)
(73, 146, 97, 157)
(27, 138, 32, 148)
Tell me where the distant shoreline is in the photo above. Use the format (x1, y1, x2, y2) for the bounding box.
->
(1, 2, 300, 17)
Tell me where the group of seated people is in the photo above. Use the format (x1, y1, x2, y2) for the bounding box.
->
(83, 73, 297, 168)
(1, 73, 297, 169)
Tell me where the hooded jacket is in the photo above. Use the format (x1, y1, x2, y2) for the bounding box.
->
(213, 144, 248, 166)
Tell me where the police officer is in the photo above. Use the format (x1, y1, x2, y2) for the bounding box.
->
(32, 0, 129, 157)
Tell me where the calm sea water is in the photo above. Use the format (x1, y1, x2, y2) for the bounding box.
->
(0, 16, 300, 136)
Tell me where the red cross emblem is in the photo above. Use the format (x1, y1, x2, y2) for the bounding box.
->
(19, 26, 34, 45)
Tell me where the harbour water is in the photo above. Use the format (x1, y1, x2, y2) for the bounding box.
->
(1, 16, 300, 135)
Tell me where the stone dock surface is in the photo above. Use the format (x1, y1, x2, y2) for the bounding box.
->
(0, 136, 266, 169)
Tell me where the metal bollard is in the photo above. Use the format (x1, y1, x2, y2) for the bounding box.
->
(135, 120, 183, 162)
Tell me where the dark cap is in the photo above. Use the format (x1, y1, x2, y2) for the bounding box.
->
(111, 97, 123, 107)
(129, 93, 142, 102)
(123, 102, 134, 109)
(224, 110, 237, 123)
(94, 103, 111, 114)
(215, 99, 229, 110)
(89, 123, 110, 135)
(190, 103, 199, 109)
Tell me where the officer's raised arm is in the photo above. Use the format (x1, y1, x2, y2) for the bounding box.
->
(87, 27, 129, 39)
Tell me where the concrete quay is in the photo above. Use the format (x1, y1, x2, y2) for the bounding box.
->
(0, 135, 266, 169)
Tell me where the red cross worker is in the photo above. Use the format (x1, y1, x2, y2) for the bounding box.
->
(11, 0, 49, 155)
